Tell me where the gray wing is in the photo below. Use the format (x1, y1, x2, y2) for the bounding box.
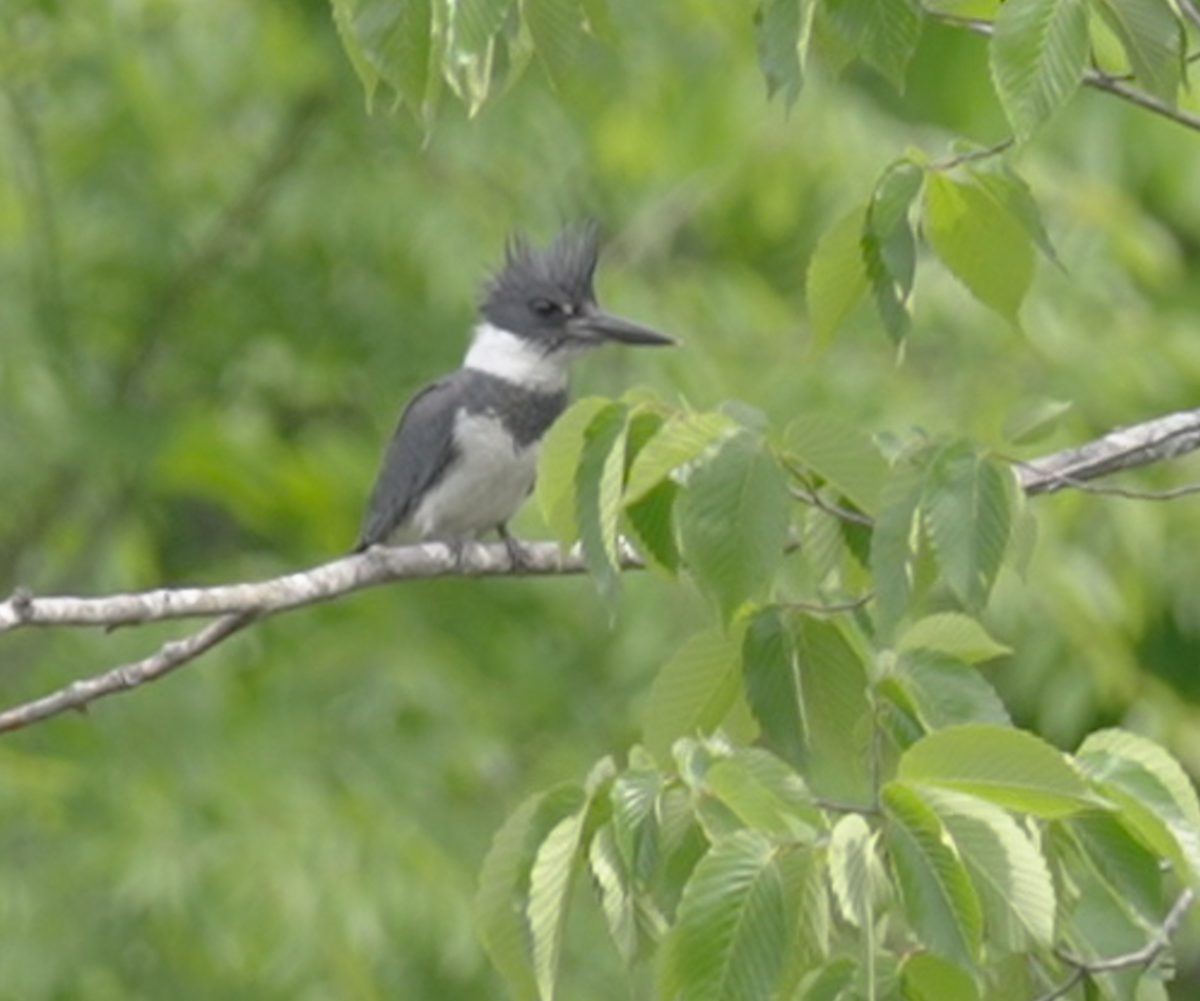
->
(354, 375, 464, 550)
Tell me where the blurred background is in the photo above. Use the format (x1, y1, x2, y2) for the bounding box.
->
(4, 0, 1200, 997)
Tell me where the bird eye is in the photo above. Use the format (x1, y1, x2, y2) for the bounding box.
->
(531, 298, 561, 318)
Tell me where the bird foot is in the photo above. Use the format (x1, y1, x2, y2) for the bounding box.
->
(497, 525, 532, 572)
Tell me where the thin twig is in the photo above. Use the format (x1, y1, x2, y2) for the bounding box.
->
(0, 612, 257, 734)
(928, 9, 1200, 135)
(1033, 888, 1194, 1001)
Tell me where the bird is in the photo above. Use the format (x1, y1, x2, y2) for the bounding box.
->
(354, 222, 675, 563)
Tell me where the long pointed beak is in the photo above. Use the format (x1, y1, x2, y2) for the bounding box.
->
(569, 307, 677, 347)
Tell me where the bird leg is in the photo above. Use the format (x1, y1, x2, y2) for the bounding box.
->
(497, 523, 532, 571)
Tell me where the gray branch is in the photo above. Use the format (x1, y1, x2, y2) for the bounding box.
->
(4, 405, 1200, 732)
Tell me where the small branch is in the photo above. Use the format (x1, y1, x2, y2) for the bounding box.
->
(1033, 888, 1194, 1001)
(0, 612, 257, 734)
(1013, 407, 1200, 495)
(6, 405, 1200, 732)
(0, 540, 638, 633)
(927, 8, 1200, 135)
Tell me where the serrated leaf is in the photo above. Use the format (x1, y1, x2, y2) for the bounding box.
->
(826, 0, 922, 88)
(921, 442, 1014, 611)
(828, 814, 881, 928)
(795, 616, 874, 803)
(901, 953, 980, 1001)
(924, 171, 1036, 323)
(742, 606, 805, 768)
(704, 747, 823, 841)
(575, 401, 629, 605)
(537, 397, 613, 543)
(660, 830, 790, 1001)
(1062, 811, 1168, 926)
(919, 786, 1056, 950)
(863, 159, 924, 343)
(1076, 728, 1200, 880)
(870, 465, 926, 642)
(611, 768, 661, 884)
(990, 0, 1088, 139)
(898, 650, 1012, 730)
(898, 613, 1012, 664)
(807, 206, 870, 347)
(898, 724, 1099, 817)
(476, 785, 587, 1001)
(883, 783, 983, 967)
(755, 0, 805, 106)
(589, 823, 638, 961)
(341, 0, 435, 115)
(679, 433, 792, 622)
(784, 414, 888, 517)
(445, 0, 511, 113)
(529, 808, 587, 1001)
(1093, 0, 1183, 103)
(625, 478, 681, 574)
(643, 626, 745, 762)
(525, 0, 588, 89)
(625, 410, 736, 504)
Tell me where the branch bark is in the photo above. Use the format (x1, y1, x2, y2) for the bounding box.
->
(4, 406, 1200, 733)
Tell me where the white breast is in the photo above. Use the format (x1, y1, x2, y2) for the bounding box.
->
(410, 410, 539, 539)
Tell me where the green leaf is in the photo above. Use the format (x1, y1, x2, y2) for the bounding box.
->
(901, 953, 980, 1001)
(1062, 811, 1168, 926)
(525, 0, 588, 89)
(825, 0, 922, 89)
(898, 724, 1099, 817)
(806, 206, 870, 347)
(921, 442, 1014, 611)
(897, 613, 1012, 664)
(794, 616, 874, 803)
(1093, 0, 1183, 103)
(898, 650, 1012, 730)
(919, 786, 1056, 950)
(476, 785, 587, 1001)
(643, 626, 745, 763)
(784, 414, 888, 517)
(529, 808, 588, 1001)
(678, 433, 792, 622)
(1076, 728, 1200, 880)
(862, 158, 924, 343)
(611, 768, 661, 884)
(625, 409, 736, 504)
(924, 170, 1036, 323)
(870, 465, 926, 641)
(755, 0, 805, 106)
(742, 606, 805, 768)
(704, 747, 823, 841)
(883, 782, 983, 968)
(660, 830, 790, 1001)
(339, 0, 435, 115)
(445, 0, 512, 114)
(1001, 397, 1073, 445)
(589, 823, 638, 962)
(989, 0, 1088, 139)
(537, 397, 613, 543)
(625, 478, 682, 574)
(575, 401, 629, 605)
(623, 406, 681, 573)
(827, 813, 883, 928)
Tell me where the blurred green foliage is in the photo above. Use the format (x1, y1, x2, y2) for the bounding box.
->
(5, 0, 1200, 997)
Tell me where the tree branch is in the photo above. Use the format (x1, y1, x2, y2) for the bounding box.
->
(1033, 888, 1194, 1001)
(5, 405, 1200, 733)
(1013, 406, 1200, 495)
(928, 9, 1200, 135)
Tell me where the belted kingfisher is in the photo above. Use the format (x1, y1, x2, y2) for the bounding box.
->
(354, 223, 674, 558)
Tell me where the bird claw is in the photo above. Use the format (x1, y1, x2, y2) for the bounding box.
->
(497, 525, 532, 572)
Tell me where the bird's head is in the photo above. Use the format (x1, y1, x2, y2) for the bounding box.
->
(479, 223, 675, 355)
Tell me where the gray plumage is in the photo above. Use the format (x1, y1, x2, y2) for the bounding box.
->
(355, 224, 673, 554)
